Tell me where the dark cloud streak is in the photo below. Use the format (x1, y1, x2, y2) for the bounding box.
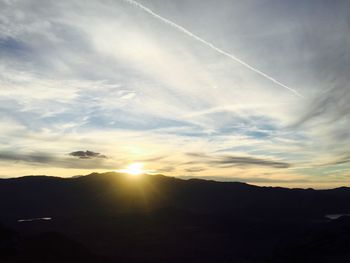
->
(0, 151, 113, 169)
(69, 150, 107, 159)
(185, 167, 207, 173)
(187, 153, 291, 169)
(179, 175, 309, 184)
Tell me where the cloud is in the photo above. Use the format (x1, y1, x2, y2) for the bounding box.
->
(185, 167, 207, 173)
(0, 152, 52, 163)
(320, 153, 350, 167)
(179, 175, 309, 184)
(69, 150, 107, 159)
(156, 166, 175, 173)
(212, 156, 291, 168)
(293, 85, 350, 130)
(187, 153, 291, 169)
(289, 35, 350, 167)
(0, 151, 113, 169)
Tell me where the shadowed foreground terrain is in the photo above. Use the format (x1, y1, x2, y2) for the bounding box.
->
(0, 172, 350, 262)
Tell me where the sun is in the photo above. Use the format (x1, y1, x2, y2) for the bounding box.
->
(120, 163, 145, 176)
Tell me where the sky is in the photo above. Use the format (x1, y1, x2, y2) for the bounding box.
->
(0, 0, 349, 188)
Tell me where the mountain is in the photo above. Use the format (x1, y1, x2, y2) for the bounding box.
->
(0, 172, 350, 262)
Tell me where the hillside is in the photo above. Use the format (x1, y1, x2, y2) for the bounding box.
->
(1, 172, 350, 262)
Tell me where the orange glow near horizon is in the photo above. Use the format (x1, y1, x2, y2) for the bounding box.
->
(118, 163, 145, 176)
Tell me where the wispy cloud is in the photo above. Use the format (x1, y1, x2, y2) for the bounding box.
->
(0, 151, 114, 169)
(180, 175, 309, 184)
(187, 153, 291, 169)
(122, 0, 303, 97)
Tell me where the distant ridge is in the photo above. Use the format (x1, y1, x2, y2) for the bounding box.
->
(0, 172, 350, 223)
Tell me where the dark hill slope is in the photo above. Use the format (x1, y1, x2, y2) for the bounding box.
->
(1, 173, 350, 262)
(0, 172, 349, 222)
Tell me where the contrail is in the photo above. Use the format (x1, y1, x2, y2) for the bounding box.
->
(122, 0, 303, 98)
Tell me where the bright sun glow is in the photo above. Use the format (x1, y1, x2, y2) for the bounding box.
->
(120, 163, 145, 176)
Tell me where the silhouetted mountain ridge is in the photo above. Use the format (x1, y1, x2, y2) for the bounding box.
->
(1, 172, 349, 222)
(1, 172, 350, 262)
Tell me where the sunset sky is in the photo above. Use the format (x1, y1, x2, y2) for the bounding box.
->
(0, 0, 349, 188)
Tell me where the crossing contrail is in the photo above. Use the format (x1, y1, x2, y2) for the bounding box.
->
(122, 0, 303, 98)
